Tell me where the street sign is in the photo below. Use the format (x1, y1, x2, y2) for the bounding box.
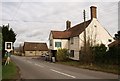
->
(5, 42, 13, 52)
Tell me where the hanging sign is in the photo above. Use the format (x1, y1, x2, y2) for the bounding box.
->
(5, 42, 13, 52)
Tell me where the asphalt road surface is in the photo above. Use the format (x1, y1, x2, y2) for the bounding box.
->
(11, 55, 118, 79)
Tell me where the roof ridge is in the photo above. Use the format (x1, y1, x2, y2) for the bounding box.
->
(67, 19, 91, 31)
(24, 42, 46, 44)
(51, 19, 92, 39)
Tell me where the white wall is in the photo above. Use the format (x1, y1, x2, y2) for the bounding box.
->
(79, 18, 114, 49)
(49, 33, 54, 50)
(53, 39, 68, 50)
(69, 36, 79, 50)
(71, 18, 114, 60)
(69, 50, 80, 60)
(49, 32, 69, 50)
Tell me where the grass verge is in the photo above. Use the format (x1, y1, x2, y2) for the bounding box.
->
(2, 61, 20, 80)
(57, 61, 119, 74)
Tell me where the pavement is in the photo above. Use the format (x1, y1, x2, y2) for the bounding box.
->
(11, 55, 118, 80)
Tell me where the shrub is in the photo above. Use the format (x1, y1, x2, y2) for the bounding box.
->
(57, 48, 69, 62)
(106, 46, 120, 65)
(92, 44, 107, 64)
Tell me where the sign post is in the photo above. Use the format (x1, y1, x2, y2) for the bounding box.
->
(5, 42, 13, 65)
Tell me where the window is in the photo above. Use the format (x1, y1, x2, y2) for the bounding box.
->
(71, 37, 74, 44)
(94, 25, 97, 27)
(50, 40, 52, 46)
(70, 50, 74, 57)
(55, 42, 61, 47)
(108, 39, 112, 42)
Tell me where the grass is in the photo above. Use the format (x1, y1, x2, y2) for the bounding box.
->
(57, 60, 119, 74)
(2, 61, 20, 79)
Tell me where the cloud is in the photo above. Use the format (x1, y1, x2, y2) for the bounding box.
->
(2, 0, 119, 2)
(26, 30, 43, 38)
(2, 2, 118, 47)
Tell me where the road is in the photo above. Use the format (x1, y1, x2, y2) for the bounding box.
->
(11, 55, 118, 80)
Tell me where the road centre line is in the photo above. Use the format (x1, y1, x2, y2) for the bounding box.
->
(35, 63, 44, 68)
(50, 69, 76, 78)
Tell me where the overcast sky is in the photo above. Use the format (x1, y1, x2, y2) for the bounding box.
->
(1, 0, 119, 47)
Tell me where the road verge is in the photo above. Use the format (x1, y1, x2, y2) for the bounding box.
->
(2, 60, 21, 81)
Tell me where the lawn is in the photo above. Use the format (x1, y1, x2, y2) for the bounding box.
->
(2, 61, 20, 80)
(57, 61, 119, 74)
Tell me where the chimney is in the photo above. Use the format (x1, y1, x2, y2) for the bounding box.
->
(90, 6, 97, 19)
(66, 20, 71, 30)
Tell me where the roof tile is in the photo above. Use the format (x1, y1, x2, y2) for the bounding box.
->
(23, 42, 48, 51)
(51, 20, 91, 39)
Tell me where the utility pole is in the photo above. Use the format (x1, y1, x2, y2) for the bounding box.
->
(83, 10, 86, 55)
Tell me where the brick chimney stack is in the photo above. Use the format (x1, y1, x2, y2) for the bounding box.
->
(66, 20, 71, 30)
(90, 6, 97, 19)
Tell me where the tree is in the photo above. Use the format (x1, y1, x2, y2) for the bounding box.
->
(0, 27, 2, 51)
(114, 31, 120, 40)
(1, 24, 17, 58)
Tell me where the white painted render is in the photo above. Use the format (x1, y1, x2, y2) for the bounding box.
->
(49, 32, 68, 50)
(71, 18, 115, 60)
(49, 18, 114, 60)
(53, 39, 68, 50)
(69, 36, 79, 50)
(49, 33, 54, 50)
(79, 18, 114, 50)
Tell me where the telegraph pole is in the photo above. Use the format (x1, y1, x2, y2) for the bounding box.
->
(83, 10, 86, 54)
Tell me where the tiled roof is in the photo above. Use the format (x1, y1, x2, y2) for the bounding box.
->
(67, 20, 91, 37)
(51, 20, 91, 39)
(23, 42, 48, 51)
(51, 31, 71, 39)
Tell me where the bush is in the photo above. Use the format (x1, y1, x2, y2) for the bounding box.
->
(105, 46, 120, 65)
(92, 44, 107, 64)
(57, 48, 69, 62)
(92, 44, 119, 65)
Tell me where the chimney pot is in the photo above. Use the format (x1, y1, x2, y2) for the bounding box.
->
(90, 6, 97, 19)
(66, 20, 71, 30)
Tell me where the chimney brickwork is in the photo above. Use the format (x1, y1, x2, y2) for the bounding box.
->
(90, 6, 97, 19)
(66, 20, 71, 30)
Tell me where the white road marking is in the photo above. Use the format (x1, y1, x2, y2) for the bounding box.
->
(50, 69, 76, 78)
(35, 63, 44, 68)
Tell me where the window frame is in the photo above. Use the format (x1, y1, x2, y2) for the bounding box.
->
(55, 42, 62, 48)
(71, 37, 74, 44)
(70, 50, 74, 57)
